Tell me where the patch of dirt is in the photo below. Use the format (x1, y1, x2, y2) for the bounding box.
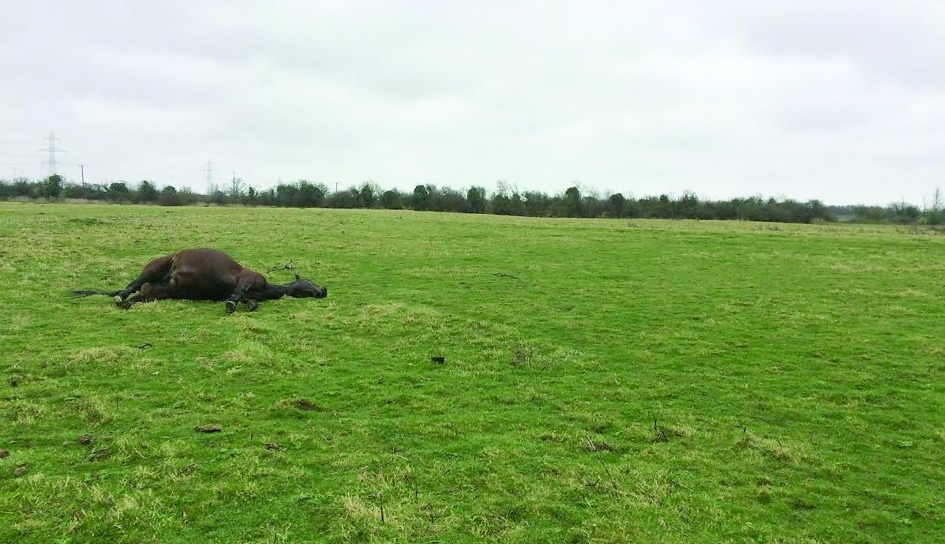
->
(194, 424, 223, 433)
(88, 448, 110, 461)
(292, 399, 316, 410)
(282, 398, 327, 412)
(585, 440, 616, 453)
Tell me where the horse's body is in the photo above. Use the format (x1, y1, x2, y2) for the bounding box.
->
(73, 248, 327, 313)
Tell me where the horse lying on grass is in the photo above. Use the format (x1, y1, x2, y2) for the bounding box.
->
(73, 248, 327, 313)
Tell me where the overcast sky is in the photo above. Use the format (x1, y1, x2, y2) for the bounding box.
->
(1, 1, 943, 205)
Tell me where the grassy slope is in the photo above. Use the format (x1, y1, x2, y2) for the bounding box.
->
(1, 202, 943, 543)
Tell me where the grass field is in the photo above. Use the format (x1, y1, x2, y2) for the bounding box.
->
(1, 202, 943, 543)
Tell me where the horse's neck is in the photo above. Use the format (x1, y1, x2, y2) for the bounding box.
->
(260, 283, 290, 300)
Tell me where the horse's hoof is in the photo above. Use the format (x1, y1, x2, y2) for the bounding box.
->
(114, 295, 124, 306)
(225, 300, 237, 314)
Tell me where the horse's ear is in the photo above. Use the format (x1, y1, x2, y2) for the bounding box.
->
(295, 273, 301, 281)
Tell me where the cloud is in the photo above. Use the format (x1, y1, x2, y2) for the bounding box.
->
(1, 0, 942, 204)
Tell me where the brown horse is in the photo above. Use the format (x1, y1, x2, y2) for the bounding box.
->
(73, 248, 327, 313)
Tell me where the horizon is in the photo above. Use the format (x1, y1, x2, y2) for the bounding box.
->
(3, 168, 941, 209)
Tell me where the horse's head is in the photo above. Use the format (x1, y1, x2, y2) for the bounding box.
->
(286, 274, 328, 298)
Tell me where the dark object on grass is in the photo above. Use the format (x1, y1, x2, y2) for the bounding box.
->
(290, 398, 316, 411)
(0, 449, 9, 459)
(78, 435, 92, 445)
(195, 424, 223, 433)
(431, 356, 445, 364)
(88, 448, 110, 461)
(72, 248, 327, 313)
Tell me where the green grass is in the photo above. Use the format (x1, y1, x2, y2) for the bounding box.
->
(1, 202, 943, 543)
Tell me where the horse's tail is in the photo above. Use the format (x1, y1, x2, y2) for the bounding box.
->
(71, 289, 122, 297)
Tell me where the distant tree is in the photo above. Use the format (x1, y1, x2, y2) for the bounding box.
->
(633, 196, 651, 218)
(209, 188, 228, 205)
(624, 196, 643, 218)
(242, 186, 258, 206)
(924, 187, 943, 225)
(62, 180, 83, 199)
(357, 181, 380, 208)
(158, 185, 182, 206)
(257, 188, 276, 206)
(0, 178, 35, 199)
(509, 192, 525, 216)
(297, 180, 327, 207)
(40, 174, 64, 199)
(564, 186, 582, 217)
(490, 181, 524, 216)
(808, 200, 831, 222)
(275, 183, 298, 207)
(467, 186, 487, 213)
(423, 185, 445, 211)
(137, 180, 159, 203)
(658, 194, 674, 218)
(490, 183, 514, 215)
(326, 186, 359, 208)
(380, 189, 406, 209)
(607, 193, 626, 218)
(523, 191, 551, 217)
(581, 190, 603, 218)
(411, 184, 430, 210)
(107, 182, 130, 202)
(13, 179, 35, 198)
(177, 186, 198, 206)
(869, 203, 912, 224)
(677, 191, 699, 219)
(431, 186, 468, 213)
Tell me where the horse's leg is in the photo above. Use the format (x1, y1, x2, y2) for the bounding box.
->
(114, 255, 174, 304)
(116, 282, 170, 309)
(225, 272, 266, 314)
(246, 299, 259, 312)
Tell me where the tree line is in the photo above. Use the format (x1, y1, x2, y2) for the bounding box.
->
(2, 175, 943, 225)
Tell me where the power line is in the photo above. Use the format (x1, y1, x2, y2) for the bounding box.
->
(64, 162, 205, 181)
(5, 150, 223, 187)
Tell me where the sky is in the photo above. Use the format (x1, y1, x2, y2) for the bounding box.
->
(1, 0, 943, 206)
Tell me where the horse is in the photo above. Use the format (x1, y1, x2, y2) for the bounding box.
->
(72, 248, 327, 313)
